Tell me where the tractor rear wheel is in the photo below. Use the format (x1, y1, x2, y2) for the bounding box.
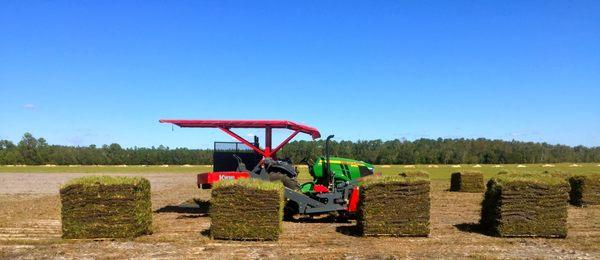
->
(268, 172, 299, 190)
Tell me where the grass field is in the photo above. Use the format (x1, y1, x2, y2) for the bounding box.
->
(2, 163, 598, 180)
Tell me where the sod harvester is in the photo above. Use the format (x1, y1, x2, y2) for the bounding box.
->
(159, 119, 374, 219)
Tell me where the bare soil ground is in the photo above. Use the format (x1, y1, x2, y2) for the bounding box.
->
(1, 172, 599, 259)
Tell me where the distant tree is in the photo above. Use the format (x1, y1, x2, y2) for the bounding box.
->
(1, 133, 599, 165)
(18, 133, 41, 164)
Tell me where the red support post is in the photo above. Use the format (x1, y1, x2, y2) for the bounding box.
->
(265, 127, 272, 158)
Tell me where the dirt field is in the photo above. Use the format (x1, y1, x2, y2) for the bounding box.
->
(1, 172, 599, 259)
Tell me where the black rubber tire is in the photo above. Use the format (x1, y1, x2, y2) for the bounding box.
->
(268, 172, 300, 190)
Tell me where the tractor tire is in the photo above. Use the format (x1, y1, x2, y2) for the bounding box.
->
(268, 172, 300, 190)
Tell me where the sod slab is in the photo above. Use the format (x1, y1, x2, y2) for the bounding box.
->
(60, 176, 153, 239)
(450, 171, 485, 192)
(480, 173, 569, 238)
(358, 175, 430, 237)
(568, 174, 600, 206)
(210, 178, 284, 241)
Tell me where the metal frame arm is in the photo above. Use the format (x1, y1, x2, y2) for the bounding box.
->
(219, 127, 265, 156)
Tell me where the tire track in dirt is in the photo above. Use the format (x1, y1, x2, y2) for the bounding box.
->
(0, 220, 61, 241)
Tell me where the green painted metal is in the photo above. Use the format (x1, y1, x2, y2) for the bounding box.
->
(300, 156, 374, 193)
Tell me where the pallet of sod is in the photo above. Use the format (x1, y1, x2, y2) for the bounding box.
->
(60, 176, 152, 239)
(358, 175, 430, 237)
(210, 179, 284, 241)
(480, 173, 569, 238)
(568, 174, 600, 206)
(450, 171, 484, 192)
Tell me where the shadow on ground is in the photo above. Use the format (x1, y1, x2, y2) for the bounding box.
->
(454, 222, 491, 236)
(287, 214, 352, 224)
(200, 228, 210, 238)
(335, 225, 361, 237)
(155, 198, 210, 216)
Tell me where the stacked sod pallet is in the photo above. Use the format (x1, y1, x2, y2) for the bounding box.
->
(480, 173, 569, 237)
(358, 175, 430, 237)
(60, 176, 153, 239)
(450, 171, 485, 192)
(210, 179, 284, 240)
(568, 174, 600, 206)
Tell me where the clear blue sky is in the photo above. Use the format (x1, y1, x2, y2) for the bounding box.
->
(1, 1, 599, 148)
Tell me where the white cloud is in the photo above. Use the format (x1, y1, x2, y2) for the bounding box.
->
(22, 104, 36, 110)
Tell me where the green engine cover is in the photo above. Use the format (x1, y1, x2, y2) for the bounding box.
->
(301, 157, 374, 193)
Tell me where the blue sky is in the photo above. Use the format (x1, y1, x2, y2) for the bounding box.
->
(1, 1, 599, 148)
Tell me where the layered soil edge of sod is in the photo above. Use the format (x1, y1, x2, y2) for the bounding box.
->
(60, 176, 153, 239)
(480, 173, 569, 238)
(358, 175, 431, 237)
(210, 178, 284, 241)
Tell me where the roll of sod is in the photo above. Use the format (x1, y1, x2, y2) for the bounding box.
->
(399, 170, 429, 178)
(568, 175, 600, 206)
(358, 175, 430, 237)
(210, 179, 284, 241)
(450, 171, 485, 192)
(480, 173, 569, 238)
(60, 176, 153, 239)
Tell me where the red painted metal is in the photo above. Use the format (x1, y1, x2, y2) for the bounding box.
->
(271, 130, 299, 156)
(313, 184, 329, 193)
(347, 187, 360, 213)
(159, 120, 321, 139)
(160, 119, 321, 158)
(197, 171, 250, 188)
(265, 127, 272, 158)
(219, 127, 265, 156)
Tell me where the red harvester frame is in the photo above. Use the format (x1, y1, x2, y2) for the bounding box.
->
(159, 119, 321, 159)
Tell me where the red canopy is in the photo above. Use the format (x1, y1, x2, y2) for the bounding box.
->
(159, 119, 321, 139)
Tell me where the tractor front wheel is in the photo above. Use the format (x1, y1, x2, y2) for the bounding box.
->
(268, 172, 299, 190)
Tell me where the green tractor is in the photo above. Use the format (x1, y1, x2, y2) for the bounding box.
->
(160, 119, 374, 219)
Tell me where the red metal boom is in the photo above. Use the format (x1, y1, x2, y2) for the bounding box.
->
(159, 119, 321, 158)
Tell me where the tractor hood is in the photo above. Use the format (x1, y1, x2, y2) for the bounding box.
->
(309, 156, 374, 181)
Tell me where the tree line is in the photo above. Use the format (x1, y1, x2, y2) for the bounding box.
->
(1, 133, 599, 165)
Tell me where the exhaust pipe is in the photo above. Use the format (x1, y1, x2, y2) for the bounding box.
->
(325, 135, 335, 189)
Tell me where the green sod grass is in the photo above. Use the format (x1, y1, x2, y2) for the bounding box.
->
(60, 176, 153, 239)
(480, 173, 569, 238)
(358, 175, 430, 237)
(450, 171, 485, 192)
(210, 178, 284, 241)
